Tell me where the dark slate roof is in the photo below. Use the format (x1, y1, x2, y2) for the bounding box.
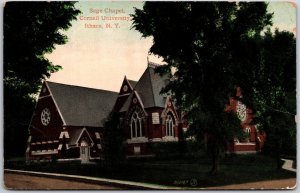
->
(46, 81, 118, 127)
(120, 64, 169, 112)
(128, 79, 137, 89)
(119, 92, 133, 112)
(67, 128, 84, 145)
(67, 127, 95, 145)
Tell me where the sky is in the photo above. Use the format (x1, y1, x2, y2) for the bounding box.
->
(46, 1, 296, 92)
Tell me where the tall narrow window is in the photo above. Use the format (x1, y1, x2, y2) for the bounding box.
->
(245, 127, 251, 134)
(166, 114, 174, 137)
(130, 111, 144, 138)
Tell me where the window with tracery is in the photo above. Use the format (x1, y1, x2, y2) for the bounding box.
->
(130, 111, 144, 138)
(165, 114, 175, 137)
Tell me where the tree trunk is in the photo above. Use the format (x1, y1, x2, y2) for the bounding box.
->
(273, 124, 283, 170)
(276, 138, 282, 170)
(210, 151, 220, 174)
(208, 138, 220, 175)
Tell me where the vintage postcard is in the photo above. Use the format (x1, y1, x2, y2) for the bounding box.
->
(3, 1, 296, 190)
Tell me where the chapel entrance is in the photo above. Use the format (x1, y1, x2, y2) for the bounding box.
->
(80, 139, 90, 164)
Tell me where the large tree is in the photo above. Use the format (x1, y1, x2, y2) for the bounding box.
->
(103, 112, 126, 167)
(4, 2, 80, 158)
(237, 29, 296, 169)
(132, 2, 273, 173)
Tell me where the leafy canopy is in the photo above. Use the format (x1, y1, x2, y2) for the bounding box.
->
(4, 1, 80, 93)
(132, 2, 272, 142)
(241, 29, 296, 157)
(4, 2, 80, 158)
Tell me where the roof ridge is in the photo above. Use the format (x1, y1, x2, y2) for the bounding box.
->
(46, 81, 118, 127)
(44, 81, 67, 125)
(147, 67, 157, 107)
(46, 81, 118, 94)
(133, 90, 145, 109)
(123, 76, 133, 90)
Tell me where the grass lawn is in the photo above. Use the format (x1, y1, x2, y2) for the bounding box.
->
(5, 154, 296, 188)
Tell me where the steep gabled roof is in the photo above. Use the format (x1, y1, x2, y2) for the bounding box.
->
(119, 63, 169, 112)
(128, 79, 137, 88)
(119, 90, 147, 113)
(67, 127, 94, 146)
(46, 81, 118, 127)
(135, 64, 169, 108)
(119, 92, 133, 112)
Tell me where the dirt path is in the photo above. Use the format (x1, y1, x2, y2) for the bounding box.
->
(4, 173, 122, 190)
(206, 178, 296, 190)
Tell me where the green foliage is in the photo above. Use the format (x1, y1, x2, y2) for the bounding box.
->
(4, 82, 35, 158)
(4, 1, 80, 88)
(234, 29, 296, 158)
(132, 2, 296, 171)
(4, 2, 80, 158)
(103, 112, 126, 167)
(131, 2, 300, 173)
(132, 2, 272, 164)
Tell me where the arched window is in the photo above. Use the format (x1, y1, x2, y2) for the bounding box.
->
(165, 114, 175, 137)
(245, 127, 251, 134)
(130, 111, 144, 138)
